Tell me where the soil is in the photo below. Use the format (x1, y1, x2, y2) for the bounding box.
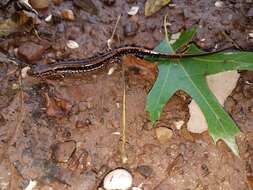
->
(0, 0, 253, 190)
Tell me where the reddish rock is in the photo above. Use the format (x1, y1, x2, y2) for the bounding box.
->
(18, 42, 46, 62)
(61, 9, 75, 21)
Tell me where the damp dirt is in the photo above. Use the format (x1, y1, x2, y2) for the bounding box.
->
(0, 0, 253, 190)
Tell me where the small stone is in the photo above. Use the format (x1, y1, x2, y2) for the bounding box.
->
(128, 6, 139, 16)
(21, 66, 31, 78)
(169, 32, 181, 44)
(123, 20, 139, 37)
(61, 9, 75, 21)
(101, 0, 116, 6)
(155, 127, 173, 144)
(103, 169, 132, 190)
(24, 180, 37, 190)
(215, 0, 224, 8)
(174, 120, 184, 130)
(51, 141, 76, 163)
(45, 14, 52, 22)
(136, 165, 153, 178)
(30, 0, 50, 10)
(107, 66, 116, 75)
(66, 40, 79, 49)
(12, 83, 19, 90)
(18, 42, 46, 61)
(132, 187, 142, 190)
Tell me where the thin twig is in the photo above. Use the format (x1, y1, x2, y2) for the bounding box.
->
(107, 14, 121, 49)
(221, 31, 242, 50)
(163, 13, 170, 46)
(120, 66, 128, 164)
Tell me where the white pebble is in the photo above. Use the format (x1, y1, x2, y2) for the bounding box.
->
(21, 66, 31, 78)
(215, 1, 224, 8)
(107, 67, 116, 75)
(45, 14, 52, 22)
(132, 187, 142, 190)
(66, 40, 79, 49)
(174, 120, 184, 130)
(24, 180, 37, 190)
(103, 169, 133, 190)
(169, 32, 181, 44)
(127, 6, 139, 16)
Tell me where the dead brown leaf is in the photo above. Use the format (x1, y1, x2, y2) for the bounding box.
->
(44, 93, 72, 117)
(144, 0, 171, 16)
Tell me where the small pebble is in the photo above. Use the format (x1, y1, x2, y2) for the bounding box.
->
(21, 66, 31, 78)
(18, 42, 46, 61)
(12, 83, 19, 90)
(174, 120, 184, 130)
(103, 169, 132, 190)
(128, 6, 139, 16)
(136, 165, 153, 178)
(66, 40, 79, 49)
(132, 187, 142, 190)
(215, 0, 224, 8)
(45, 14, 52, 22)
(107, 67, 116, 75)
(24, 180, 37, 190)
(61, 9, 75, 21)
(30, 0, 49, 9)
(123, 20, 139, 37)
(155, 127, 173, 144)
(101, 0, 116, 6)
(169, 32, 181, 44)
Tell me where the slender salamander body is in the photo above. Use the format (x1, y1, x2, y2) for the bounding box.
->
(28, 46, 225, 78)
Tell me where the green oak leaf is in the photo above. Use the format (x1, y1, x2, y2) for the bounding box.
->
(145, 28, 253, 156)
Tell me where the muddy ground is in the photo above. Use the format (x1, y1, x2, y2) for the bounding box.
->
(0, 0, 253, 189)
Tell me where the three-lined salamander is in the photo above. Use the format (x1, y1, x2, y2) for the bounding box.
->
(28, 46, 225, 78)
